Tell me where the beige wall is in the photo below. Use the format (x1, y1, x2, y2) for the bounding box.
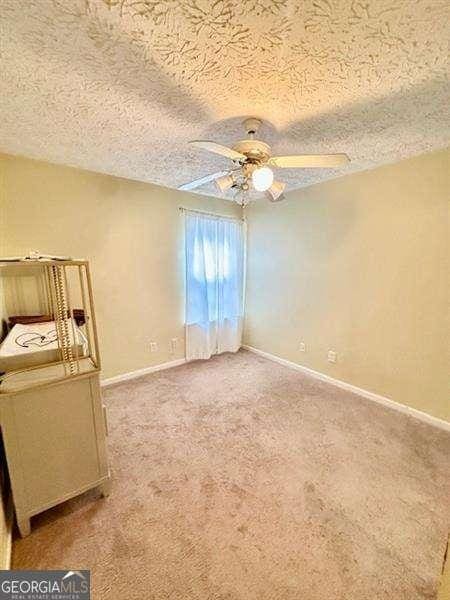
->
(0, 154, 241, 379)
(244, 148, 449, 422)
(1, 150, 448, 421)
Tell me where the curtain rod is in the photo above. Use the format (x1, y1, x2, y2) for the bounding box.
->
(179, 206, 245, 221)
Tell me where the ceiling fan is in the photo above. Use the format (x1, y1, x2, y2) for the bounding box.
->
(179, 118, 350, 204)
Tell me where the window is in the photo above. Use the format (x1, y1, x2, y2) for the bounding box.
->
(184, 210, 245, 359)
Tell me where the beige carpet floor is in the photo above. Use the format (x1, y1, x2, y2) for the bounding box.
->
(13, 350, 450, 599)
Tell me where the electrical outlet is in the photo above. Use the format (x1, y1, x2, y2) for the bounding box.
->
(150, 342, 158, 353)
(299, 341, 306, 352)
(327, 350, 337, 363)
(170, 338, 178, 352)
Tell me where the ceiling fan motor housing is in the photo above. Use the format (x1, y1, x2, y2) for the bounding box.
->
(232, 139, 271, 165)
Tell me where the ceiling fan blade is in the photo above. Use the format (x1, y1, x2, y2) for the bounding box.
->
(268, 154, 350, 168)
(189, 140, 246, 161)
(178, 170, 230, 191)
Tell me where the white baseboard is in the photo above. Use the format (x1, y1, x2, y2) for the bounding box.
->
(242, 345, 450, 433)
(100, 346, 449, 432)
(101, 358, 187, 387)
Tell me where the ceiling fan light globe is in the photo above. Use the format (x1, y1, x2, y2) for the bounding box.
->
(252, 166, 274, 191)
(215, 174, 234, 193)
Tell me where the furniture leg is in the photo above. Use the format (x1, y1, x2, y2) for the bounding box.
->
(17, 516, 31, 537)
(99, 478, 112, 498)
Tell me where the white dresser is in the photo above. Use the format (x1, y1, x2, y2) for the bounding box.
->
(0, 259, 111, 536)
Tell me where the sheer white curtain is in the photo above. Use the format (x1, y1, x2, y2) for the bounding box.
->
(184, 210, 245, 361)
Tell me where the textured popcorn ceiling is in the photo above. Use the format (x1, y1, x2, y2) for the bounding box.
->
(1, 0, 449, 200)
